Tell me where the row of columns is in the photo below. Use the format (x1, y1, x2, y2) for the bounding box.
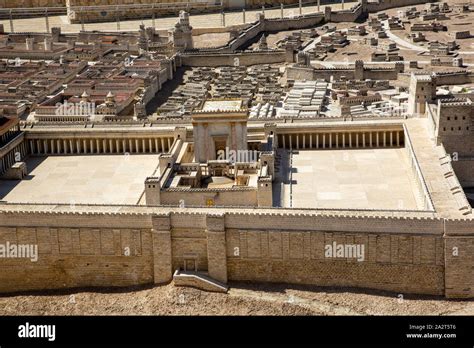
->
(0, 129, 20, 147)
(279, 130, 404, 150)
(28, 137, 173, 155)
(0, 143, 27, 175)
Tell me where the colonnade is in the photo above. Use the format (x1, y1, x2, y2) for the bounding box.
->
(0, 142, 28, 175)
(278, 130, 404, 150)
(0, 128, 21, 147)
(27, 136, 174, 155)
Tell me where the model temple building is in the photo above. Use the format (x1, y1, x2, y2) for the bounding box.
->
(0, 1, 473, 301)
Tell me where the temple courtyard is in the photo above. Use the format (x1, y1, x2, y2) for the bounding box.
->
(277, 148, 421, 210)
(0, 154, 160, 205)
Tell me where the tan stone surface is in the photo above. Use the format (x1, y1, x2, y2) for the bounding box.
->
(0, 154, 159, 205)
(286, 148, 420, 210)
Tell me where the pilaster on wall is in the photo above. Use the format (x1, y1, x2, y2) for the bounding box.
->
(152, 213, 173, 284)
(444, 220, 474, 298)
(206, 213, 228, 283)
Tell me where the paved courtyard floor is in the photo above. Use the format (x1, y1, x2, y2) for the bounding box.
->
(279, 148, 421, 210)
(0, 154, 160, 205)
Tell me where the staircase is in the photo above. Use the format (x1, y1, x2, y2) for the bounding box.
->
(173, 269, 228, 293)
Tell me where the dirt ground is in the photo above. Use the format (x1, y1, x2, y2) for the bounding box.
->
(0, 282, 473, 316)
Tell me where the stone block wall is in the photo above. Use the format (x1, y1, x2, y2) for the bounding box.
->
(160, 188, 258, 207)
(226, 229, 444, 295)
(444, 219, 474, 298)
(452, 160, 474, 187)
(365, 0, 433, 13)
(0, 207, 472, 298)
(0, 224, 154, 292)
(0, 0, 63, 8)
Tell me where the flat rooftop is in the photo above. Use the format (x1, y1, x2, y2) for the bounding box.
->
(201, 100, 243, 112)
(0, 154, 160, 205)
(277, 148, 421, 210)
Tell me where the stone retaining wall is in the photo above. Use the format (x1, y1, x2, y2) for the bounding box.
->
(0, 205, 470, 298)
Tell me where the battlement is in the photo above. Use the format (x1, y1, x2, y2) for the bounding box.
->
(164, 186, 255, 193)
(438, 97, 472, 107)
(192, 108, 249, 114)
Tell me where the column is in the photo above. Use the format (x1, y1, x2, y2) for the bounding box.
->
(376, 132, 379, 147)
(167, 138, 171, 151)
(390, 131, 393, 147)
(342, 133, 345, 148)
(299, 0, 302, 15)
(109, 139, 114, 153)
(282, 134, 286, 148)
(69, 139, 74, 154)
(383, 132, 386, 147)
(152, 4, 156, 27)
(329, 133, 332, 149)
(116, 6, 120, 31)
(102, 139, 107, 153)
(335, 133, 339, 148)
(316, 134, 319, 149)
(243, 9, 246, 23)
(356, 133, 359, 148)
(280, 3, 284, 18)
(30, 140, 36, 154)
(129, 139, 134, 153)
(362, 133, 366, 148)
(160, 138, 165, 153)
(96, 139, 100, 154)
(51, 139, 55, 154)
(149, 139, 152, 153)
(142, 139, 146, 153)
(154, 138, 159, 153)
(309, 133, 312, 148)
(45, 9, 50, 33)
(322, 134, 326, 149)
(370, 132, 373, 148)
(349, 133, 352, 148)
(9, 10, 14, 33)
(135, 139, 139, 153)
(116, 139, 120, 153)
(396, 131, 400, 147)
(80, 7, 85, 31)
(296, 134, 299, 149)
(318, 0, 320, 12)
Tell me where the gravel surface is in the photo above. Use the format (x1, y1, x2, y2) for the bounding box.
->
(0, 282, 472, 316)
